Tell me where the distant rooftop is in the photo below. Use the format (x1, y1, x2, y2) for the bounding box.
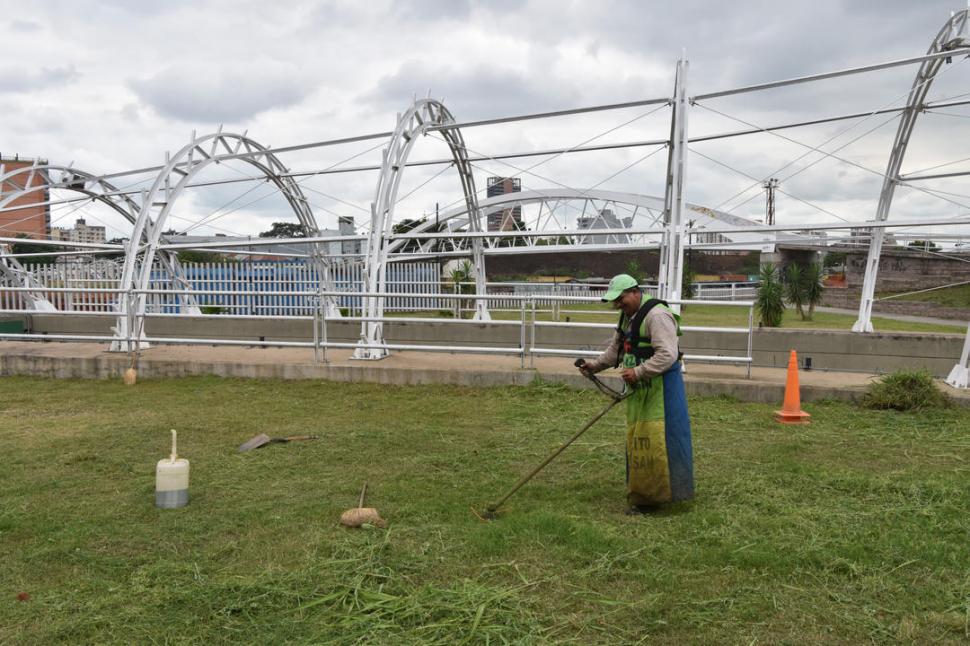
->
(0, 154, 48, 165)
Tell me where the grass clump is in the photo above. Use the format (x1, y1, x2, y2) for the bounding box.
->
(862, 369, 951, 411)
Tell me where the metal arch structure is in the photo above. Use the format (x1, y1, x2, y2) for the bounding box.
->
(383, 188, 777, 258)
(114, 129, 337, 352)
(0, 162, 201, 315)
(0, 250, 54, 310)
(0, 161, 57, 310)
(353, 98, 487, 360)
(853, 9, 970, 332)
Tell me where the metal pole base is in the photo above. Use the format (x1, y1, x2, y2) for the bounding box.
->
(350, 336, 389, 361)
(945, 365, 968, 389)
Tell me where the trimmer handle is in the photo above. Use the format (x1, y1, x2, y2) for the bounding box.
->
(575, 357, 628, 401)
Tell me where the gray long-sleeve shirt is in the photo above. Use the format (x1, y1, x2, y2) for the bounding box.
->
(585, 306, 680, 381)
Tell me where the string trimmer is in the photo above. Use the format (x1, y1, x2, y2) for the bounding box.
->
(480, 359, 629, 520)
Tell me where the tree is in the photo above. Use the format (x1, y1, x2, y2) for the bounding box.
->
(625, 259, 644, 281)
(738, 251, 761, 276)
(177, 250, 229, 263)
(803, 262, 825, 320)
(823, 251, 846, 269)
(784, 263, 805, 319)
(535, 235, 572, 246)
(681, 264, 697, 304)
(259, 222, 307, 239)
(9, 234, 57, 266)
(756, 264, 785, 327)
(907, 240, 941, 252)
(447, 259, 476, 319)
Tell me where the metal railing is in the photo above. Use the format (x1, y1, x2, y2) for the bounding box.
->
(0, 285, 756, 377)
(2, 260, 757, 315)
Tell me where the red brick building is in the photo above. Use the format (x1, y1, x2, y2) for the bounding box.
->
(0, 156, 50, 240)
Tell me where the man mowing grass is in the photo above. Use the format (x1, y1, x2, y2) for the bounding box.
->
(578, 273, 694, 514)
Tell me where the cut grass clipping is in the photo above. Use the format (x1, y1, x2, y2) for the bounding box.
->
(862, 369, 951, 411)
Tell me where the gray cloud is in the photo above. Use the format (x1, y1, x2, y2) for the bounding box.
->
(128, 61, 315, 123)
(361, 60, 583, 120)
(9, 19, 42, 32)
(0, 65, 79, 93)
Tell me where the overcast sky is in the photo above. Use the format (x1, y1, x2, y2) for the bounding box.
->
(2, 0, 970, 243)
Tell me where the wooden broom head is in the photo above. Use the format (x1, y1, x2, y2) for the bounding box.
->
(123, 368, 137, 386)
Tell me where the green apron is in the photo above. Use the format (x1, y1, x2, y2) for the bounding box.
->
(619, 302, 693, 506)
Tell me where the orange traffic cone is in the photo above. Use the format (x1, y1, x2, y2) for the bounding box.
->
(775, 349, 810, 424)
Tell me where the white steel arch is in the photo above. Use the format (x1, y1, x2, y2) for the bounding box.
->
(0, 162, 201, 315)
(384, 188, 776, 258)
(853, 9, 970, 332)
(353, 98, 487, 360)
(114, 129, 336, 351)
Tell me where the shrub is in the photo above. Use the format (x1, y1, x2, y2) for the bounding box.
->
(861, 370, 951, 411)
(682, 265, 697, 304)
(756, 264, 785, 327)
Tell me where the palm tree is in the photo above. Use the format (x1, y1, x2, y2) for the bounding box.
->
(784, 263, 805, 320)
(756, 264, 785, 327)
(448, 260, 475, 319)
(803, 263, 825, 320)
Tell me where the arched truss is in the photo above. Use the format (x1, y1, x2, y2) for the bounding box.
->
(114, 128, 335, 351)
(384, 188, 775, 258)
(353, 99, 487, 360)
(853, 9, 970, 332)
(0, 162, 201, 314)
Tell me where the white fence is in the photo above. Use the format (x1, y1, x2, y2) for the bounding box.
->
(0, 260, 758, 315)
(1, 261, 445, 315)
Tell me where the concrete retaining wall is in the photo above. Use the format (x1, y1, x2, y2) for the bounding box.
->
(821, 289, 970, 322)
(843, 247, 970, 291)
(19, 313, 967, 377)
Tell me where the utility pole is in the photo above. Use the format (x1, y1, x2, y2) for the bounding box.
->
(763, 178, 779, 226)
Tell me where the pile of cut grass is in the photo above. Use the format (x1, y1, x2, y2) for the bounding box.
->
(1, 376, 968, 643)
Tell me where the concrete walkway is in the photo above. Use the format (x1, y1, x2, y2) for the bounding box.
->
(2, 340, 968, 408)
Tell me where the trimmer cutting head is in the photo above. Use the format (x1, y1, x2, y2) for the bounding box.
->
(472, 503, 502, 521)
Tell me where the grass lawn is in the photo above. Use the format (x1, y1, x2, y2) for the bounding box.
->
(879, 284, 970, 309)
(2, 376, 968, 644)
(485, 303, 967, 334)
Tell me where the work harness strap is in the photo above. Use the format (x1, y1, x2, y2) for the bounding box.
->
(614, 298, 670, 368)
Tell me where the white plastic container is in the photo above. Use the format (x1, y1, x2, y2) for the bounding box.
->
(156, 429, 189, 508)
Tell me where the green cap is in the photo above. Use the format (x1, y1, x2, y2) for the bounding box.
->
(601, 273, 639, 302)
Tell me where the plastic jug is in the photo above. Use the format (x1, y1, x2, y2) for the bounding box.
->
(156, 429, 189, 508)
